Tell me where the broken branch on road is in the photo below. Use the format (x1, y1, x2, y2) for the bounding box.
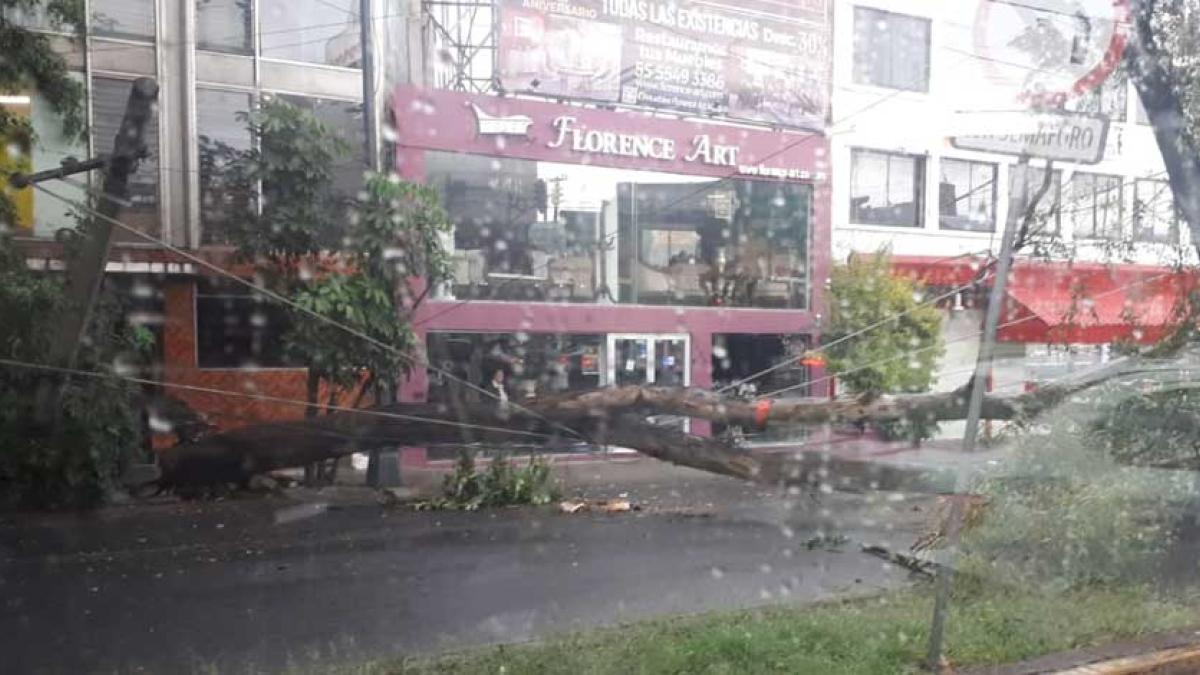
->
(142, 358, 1139, 490)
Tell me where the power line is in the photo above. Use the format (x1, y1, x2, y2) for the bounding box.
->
(0, 357, 554, 440)
(32, 183, 588, 442)
(411, 52, 1006, 329)
(716, 251, 998, 395)
(758, 268, 1180, 400)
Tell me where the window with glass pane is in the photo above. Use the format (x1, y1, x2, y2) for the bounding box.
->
(260, 0, 361, 66)
(852, 7, 930, 92)
(92, 77, 160, 235)
(197, 89, 253, 244)
(91, 0, 155, 39)
(427, 152, 599, 304)
(1067, 173, 1122, 240)
(426, 332, 604, 420)
(1010, 166, 1062, 235)
(195, 278, 295, 368)
(621, 179, 811, 308)
(425, 151, 810, 309)
(5, 3, 62, 30)
(276, 94, 366, 199)
(939, 159, 996, 232)
(196, 0, 252, 53)
(1069, 70, 1127, 122)
(1133, 179, 1178, 243)
(850, 149, 925, 227)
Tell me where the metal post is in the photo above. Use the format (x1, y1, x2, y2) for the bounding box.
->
(360, 0, 380, 172)
(34, 78, 159, 424)
(360, 0, 401, 486)
(926, 156, 1031, 670)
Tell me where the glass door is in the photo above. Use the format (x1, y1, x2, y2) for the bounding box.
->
(606, 334, 690, 388)
(606, 335, 691, 443)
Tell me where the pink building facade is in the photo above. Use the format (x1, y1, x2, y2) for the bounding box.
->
(392, 86, 832, 453)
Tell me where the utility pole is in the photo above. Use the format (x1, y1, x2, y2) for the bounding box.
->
(359, 0, 402, 487)
(360, 0, 380, 172)
(32, 77, 159, 424)
(926, 156, 1033, 670)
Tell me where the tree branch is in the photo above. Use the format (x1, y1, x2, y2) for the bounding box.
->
(152, 358, 1144, 488)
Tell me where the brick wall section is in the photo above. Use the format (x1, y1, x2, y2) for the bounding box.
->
(160, 278, 368, 434)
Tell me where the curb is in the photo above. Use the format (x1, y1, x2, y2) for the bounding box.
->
(963, 628, 1200, 675)
(1052, 645, 1200, 674)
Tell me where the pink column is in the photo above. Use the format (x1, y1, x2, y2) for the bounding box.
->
(690, 329, 712, 436)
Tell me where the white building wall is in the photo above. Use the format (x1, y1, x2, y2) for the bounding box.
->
(829, 0, 1188, 268)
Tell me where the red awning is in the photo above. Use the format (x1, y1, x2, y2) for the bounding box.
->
(892, 254, 985, 286)
(891, 255, 1198, 345)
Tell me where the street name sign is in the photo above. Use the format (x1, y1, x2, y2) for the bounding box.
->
(949, 110, 1110, 164)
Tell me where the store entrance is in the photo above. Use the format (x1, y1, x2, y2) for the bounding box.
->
(606, 334, 690, 441)
(605, 334, 690, 388)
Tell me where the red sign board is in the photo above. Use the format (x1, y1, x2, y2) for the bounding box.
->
(393, 86, 828, 182)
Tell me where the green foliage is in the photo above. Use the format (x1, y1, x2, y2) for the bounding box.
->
(0, 237, 151, 509)
(425, 451, 560, 511)
(209, 98, 351, 265)
(960, 411, 1194, 589)
(823, 252, 944, 397)
(823, 252, 943, 441)
(0, 0, 87, 224)
(286, 272, 415, 390)
(347, 586, 1197, 675)
(211, 100, 452, 406)
(350, 174, 453, 302)
(1087, 382, 1200, 469)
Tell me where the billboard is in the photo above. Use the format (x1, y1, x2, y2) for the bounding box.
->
(497, 0, 830, 130)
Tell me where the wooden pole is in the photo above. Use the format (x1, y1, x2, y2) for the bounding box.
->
(35, 77, 158, 424)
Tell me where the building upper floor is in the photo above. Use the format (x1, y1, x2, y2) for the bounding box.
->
(8, 1, 1186, 311)
(827, 0, 1186, 268)
(4, 0, 837, 313)
(3, 0, 386, 250)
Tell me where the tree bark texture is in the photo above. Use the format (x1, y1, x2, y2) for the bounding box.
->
(155, 359, 1136, 487)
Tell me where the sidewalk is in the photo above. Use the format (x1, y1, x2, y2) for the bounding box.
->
(390, 434, 1006, 499)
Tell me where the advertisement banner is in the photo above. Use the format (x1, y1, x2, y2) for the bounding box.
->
(497, 0, 830, 130)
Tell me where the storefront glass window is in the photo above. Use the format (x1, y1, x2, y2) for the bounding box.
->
(425, 151, 813, 309)
(427, 332, 604, 405)
(620, 180, 811, 308)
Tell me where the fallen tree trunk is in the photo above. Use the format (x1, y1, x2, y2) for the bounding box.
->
(153, 358, 1145, 488)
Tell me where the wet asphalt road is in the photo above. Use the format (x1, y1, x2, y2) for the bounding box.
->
(1, 476, 926, 674)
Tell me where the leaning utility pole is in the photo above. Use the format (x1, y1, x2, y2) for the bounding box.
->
(31, 77, 158, 423)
